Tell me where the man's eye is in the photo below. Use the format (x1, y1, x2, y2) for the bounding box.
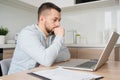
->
(53, 19, 57, 22)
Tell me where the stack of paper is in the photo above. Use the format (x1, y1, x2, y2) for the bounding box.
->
(32, 67, 103, 80)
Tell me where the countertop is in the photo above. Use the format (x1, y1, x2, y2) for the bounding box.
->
(64, 43, 120, 48)
(0, 44, 16, 48)
(0, 43, 120, 49)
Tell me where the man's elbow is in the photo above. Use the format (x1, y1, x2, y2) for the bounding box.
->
(39, 60, 54, 67)
(64, 52, 71, 61)
(55, 52, 71, 62)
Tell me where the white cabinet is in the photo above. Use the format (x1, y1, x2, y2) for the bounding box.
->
(45, 0, 74, 8)
(62, 0, 119, 11)
(10, 0, 119, 10)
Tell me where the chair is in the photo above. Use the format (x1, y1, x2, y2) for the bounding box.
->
(0, 58, 11, 76)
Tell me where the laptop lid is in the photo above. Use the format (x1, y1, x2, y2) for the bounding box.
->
(94, 32, 119, 71)
(58, 32, 119, 71)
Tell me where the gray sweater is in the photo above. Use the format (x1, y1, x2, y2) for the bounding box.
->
(8, 24, 70, 74)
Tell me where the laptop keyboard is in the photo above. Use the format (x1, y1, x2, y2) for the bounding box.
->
(76, 60, 97, 68)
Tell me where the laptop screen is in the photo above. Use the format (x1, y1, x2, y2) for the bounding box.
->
(95, 32, 119, 70)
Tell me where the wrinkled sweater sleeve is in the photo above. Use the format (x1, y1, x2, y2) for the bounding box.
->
(18, 30, 67, 66)
(55, 45, 70, 62)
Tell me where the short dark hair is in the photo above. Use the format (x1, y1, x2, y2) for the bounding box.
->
(38, 2, 61, 20)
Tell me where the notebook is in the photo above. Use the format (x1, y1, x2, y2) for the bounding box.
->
(30, 67, 103, 80)
(58, 32, 119, 71)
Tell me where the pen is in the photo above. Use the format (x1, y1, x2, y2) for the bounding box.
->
(28, 73, 51, 80)
(95, 77, 104, 80)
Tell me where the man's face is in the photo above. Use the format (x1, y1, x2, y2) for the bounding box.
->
(44, 9, 61, 35)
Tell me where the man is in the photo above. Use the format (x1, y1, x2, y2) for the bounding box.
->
(8, 2, 70, 74)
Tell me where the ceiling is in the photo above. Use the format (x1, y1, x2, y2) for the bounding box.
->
(19, 0, 45, 7)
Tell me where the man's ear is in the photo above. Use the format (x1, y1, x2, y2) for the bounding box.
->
(40, 15, 45, 22)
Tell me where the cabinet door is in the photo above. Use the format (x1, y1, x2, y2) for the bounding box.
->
(3, 49, 14, 59)
(77, 48, 115, 60)
(77, 48, 103, 59)
(109, 49, 115, 61)
(45, 0, 74, 8)
(68, 48, 78, 58)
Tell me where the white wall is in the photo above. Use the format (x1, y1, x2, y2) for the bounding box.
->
(0, 3, 37, 41)
(61, 5, 120, 44)
(0, 1, 120, 44)
(19, 0, 44, 7)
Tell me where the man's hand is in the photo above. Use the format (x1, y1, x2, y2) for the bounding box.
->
(54, 27, 65, 37)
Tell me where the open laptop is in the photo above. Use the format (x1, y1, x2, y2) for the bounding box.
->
(58, 32, 119, 71)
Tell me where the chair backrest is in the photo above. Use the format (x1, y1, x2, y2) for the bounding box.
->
(0, 58, 11, 76)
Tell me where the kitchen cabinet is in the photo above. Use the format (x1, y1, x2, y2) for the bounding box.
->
(42, 0, 120, 10)
(45, 0, 74, 8)
(68, 48, 78, 58)
(2, 49, 14, 59)
(0, 44, 15, 60)
(68, 47, 115, 60)
(75, 0, 99, 4)
(62, 0, 119, 11)
(66, 44, 120, 61)
(1, 0, 119, 12)
(0, 48, 14, 60)
(77, 48, 102, 59)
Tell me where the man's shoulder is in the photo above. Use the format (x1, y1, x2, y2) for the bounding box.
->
(19, 24, 43, 38)
(17, 24, 40, 41)
(20, 24, 38, 34)
(23, 24, 36, 31)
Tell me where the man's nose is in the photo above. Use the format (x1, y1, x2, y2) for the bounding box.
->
(56, 21, 60, 27)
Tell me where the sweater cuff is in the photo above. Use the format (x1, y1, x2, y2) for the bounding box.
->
(53, 35, 64, 44)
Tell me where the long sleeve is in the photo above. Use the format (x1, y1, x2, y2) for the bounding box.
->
(55, 46, 71, 62)
(17, 29, 64, 66)
(8, 25, 71, 74)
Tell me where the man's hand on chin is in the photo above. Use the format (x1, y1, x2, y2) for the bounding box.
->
(54, 27, 65, 37)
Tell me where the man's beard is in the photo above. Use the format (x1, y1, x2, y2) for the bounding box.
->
(49, 31, 54, 35)
(44, 23, 54, 35)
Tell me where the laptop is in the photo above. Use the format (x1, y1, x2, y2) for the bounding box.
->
(58, 32, 119, 71)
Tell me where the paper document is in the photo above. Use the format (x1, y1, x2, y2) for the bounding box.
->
(32, 67, 103, 80)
